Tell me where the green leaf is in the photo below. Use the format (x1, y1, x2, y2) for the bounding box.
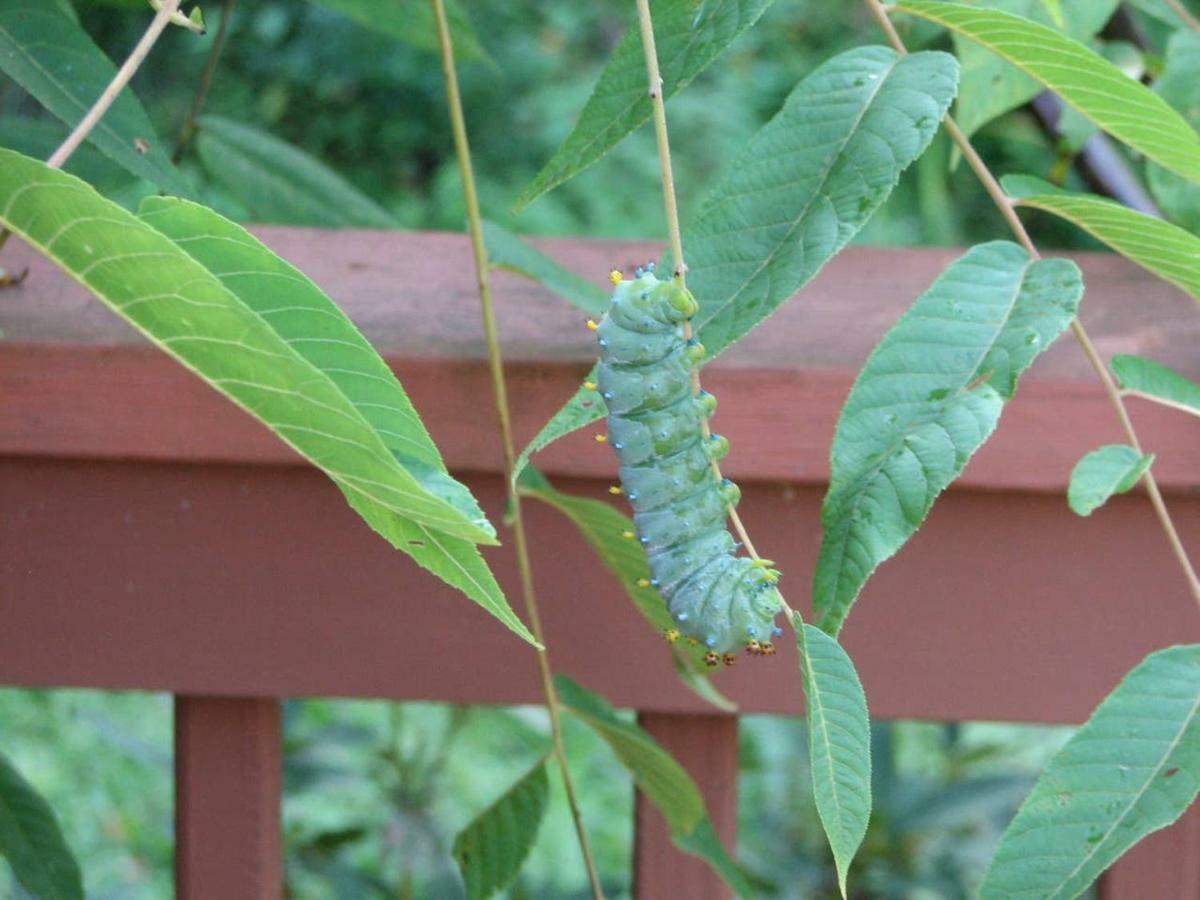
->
(1002, 175, 1200, 305)
(0, 151, 502, 539)
(303, 0, 488, 62)
(981, 644, 1200, 899)
(951, 0, 1118, 142)
(894, 0, 1200, 185)
(452, 759, 549, 900)
(0, 114, 128, 189)
(135, 194, 536, 645)
(1147, 31, 1200, 234)
(795, 617, 871, 898)
(1112, 354, 1200, 418)
(195, 116, 398, 228)
(514, 0, 776, 211)
(0, 749, 83, 900)
(0, 0, 189, 194)
(1067, 444, 1154, 516)
(514, 46, 960, 474)
(483, 220, 607, 317)
(555, 676, 756, 897)
(518, 468, 735, 712)
(814, 241, 1082, 635)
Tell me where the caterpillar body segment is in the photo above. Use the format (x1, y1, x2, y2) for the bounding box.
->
(595, 268, 782, 657)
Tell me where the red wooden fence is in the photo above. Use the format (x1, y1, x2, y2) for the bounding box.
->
(1, 229, 1198, 897)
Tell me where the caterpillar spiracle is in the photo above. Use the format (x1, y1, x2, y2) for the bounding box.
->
(593, 264, 783, 667)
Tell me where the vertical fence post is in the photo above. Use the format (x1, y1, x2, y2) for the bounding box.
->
(1101, 803, 1200, 899)
(174, 695, 282, 900)
(633, 712, 739, 900)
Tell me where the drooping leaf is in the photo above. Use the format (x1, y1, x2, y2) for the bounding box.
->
(483, 221, 607, 317)
(1067, 445, 1155, 516)
(981, 644, 1200, 899)
(0, 0, 189, 194)
(514, 0, 776, 211)
(195, 116, 398, 228)
(136, 195, 535, 645)
(517, 467, 735, 711)
(452, 759, 549, 900)
(0, 151, 505, 537)
(555, 676, 756, 897)
(951, 0, 1118, 142)
(1147, 31, 1200, 234)
(1002, 175, 1200, 305)
(303, 0, 488, 61)
(514, 46, 960, 475)
(1112, 354, 1200, 418)
(0, 749, 83, 900)
(894, 0, 1200, 184)
(795, 616, 871, 898)
(814, 241, 1083, 635)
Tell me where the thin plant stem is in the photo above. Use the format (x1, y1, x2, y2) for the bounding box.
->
(428, 2, 604, 897)
(1164, 0, 1200, 31)
(865, 0, 1200, 607)
(172, 0, 236, 163)
(47, 0, 182, 169)
(634, 0, 796, 633)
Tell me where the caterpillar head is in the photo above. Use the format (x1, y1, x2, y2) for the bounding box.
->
(608, 273, 698, 332)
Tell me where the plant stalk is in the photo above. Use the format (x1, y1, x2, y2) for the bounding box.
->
(47, 0, 182, 169)
(172, 0, 236, 162)
(865, 0, 1200, 607)
(428, 2, 604, 896)
(1164, 0, 1200, 31)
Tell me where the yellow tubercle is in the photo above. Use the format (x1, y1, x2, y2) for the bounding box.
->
(636, 578, 651, 588)
(621, 530, 636, 540)
(594, 434, 608, 443)
(608, 486, 623, 495)
(584, 381, 598, 391)
(609, 269, 622, 285)
(663, 628, 680, 643)
(586, 319, 599, 331)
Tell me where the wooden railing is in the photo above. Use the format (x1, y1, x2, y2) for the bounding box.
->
(1, 229, 1198, 898)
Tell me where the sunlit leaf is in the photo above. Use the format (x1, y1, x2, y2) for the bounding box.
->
(895, 0, 1200, 184)
(1002, 175, 1200, 305)
(0, 749, 82, 900)
(0, 0, 189, 193)
(515, 46, 959, 476)
(137, 194, 536, 644)
(453, 759, 549, 900)
(982, 644, 1200, 899)
(1067, 444, 1154, 516)
(1147, 31, 1200, 234)
(514, 0, 775, 211)
(951, 0, 1118, 141)
(195, 116, 398, 228)
(1112, 354, 1200, 418)
(814, 241, 1082, 635)
(795, 617, 871, 898)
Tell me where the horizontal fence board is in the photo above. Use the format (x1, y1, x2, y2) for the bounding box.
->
(0, 231, 1197, 493)
(2, 457, 1196, 723)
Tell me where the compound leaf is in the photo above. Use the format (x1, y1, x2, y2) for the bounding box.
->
(981, 644, 1200, 899)
(1147, 31, 1200, 233)
(815, 242, 1082, 635)
(515, 46, 959, 475)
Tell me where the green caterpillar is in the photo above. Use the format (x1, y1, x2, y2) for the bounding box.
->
(593, 264, 782, 666)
